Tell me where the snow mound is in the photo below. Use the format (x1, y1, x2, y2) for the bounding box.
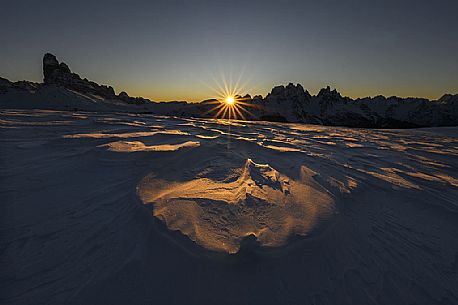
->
(138, 159, 334, 253)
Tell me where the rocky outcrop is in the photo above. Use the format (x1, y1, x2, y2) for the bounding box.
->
(43, 53, 116, 99)
(259, 83, 312, 122)
(317, 85, 342, 100)
(0, 77, 41, 94)
(0, 77, 12, 94)
(116, 90, 149, 104)
(41, 53, 152, 105)
(266, 83, 311, 102)
(43, 53, 67, 83)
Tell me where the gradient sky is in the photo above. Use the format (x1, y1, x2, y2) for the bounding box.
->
(1, 0, 457, 101)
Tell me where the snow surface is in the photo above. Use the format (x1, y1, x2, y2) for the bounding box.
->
(1, 109, 458, 305)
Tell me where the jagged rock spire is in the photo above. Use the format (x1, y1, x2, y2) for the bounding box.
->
(42, 53, 116, 99)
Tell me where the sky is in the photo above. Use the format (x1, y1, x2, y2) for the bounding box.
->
(1, 0, 457, 102)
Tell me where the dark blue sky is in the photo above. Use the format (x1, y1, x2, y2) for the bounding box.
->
(1, 0, 457, 101)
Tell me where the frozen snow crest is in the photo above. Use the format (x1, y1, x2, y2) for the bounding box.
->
(138, 159, 335, 253)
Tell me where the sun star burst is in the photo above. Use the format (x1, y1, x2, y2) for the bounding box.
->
(201, 74, 257, 120)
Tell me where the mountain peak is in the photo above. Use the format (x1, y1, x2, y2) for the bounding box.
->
(317, 86, 342, 99)
(267, 83, 311, 100)
(43, 53, 64, 83)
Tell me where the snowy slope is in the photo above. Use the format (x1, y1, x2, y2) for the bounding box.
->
(1, 109, 457, 305)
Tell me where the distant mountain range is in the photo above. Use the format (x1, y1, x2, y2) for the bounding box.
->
(1, 53, 457, 128)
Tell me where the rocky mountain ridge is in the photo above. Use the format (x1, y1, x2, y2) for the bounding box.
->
(1, 53, 457, 128)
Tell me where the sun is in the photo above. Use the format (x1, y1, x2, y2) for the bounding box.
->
(225, 96, 235, 105)
(200, 71, 257, 120)
(205, 94, 254, 120)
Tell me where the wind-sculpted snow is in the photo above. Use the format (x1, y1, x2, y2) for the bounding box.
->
(63, 129, 188, 138)
(138, 159, 334, 253)
(1, 109, 458, 305)
(101, 140, 200, 152)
